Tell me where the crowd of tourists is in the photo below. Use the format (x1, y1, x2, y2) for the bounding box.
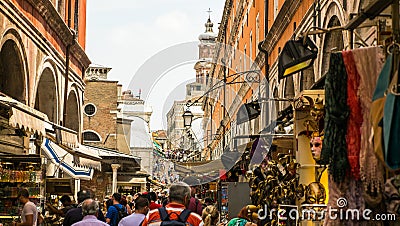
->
(13, 180, 258, 226)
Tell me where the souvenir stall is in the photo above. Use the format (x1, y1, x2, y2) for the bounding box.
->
(248, 1, 400, 226)
(0, 95, 48, 225)
(0, 155, 44, 224)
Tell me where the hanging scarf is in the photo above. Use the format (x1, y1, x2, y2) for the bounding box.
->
(352, 47, 385, 207)
(323, 175, 368, 226)
(383, 67, 400, 170)
(320, 52, 349, 183)
(342, 50, 362, 180)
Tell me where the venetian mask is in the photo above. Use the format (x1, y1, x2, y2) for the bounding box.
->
(305, 182, 326, 204)
(310, 137, 322, 161)
(310, 97, 324, 121)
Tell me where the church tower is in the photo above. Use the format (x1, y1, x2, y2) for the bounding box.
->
(194, 10, 217, 86)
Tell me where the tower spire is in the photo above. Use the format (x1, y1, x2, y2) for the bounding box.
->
(207, 8, 212, 20)
(205, 8, 213, 33)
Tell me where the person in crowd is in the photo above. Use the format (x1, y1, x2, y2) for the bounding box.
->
(105, 198, 113, 213)
(148, 192, 162, 210)
(106, 193, 125, 226)
(71, 199, 108, 226)
(142, 182, 203, 226)
(160, 190, 168, 206)
(126, 195, 135, 211)
(202, 198, 214, 209)
(226, 206, 257, 226)
(63, 190, 105, 226)
(202, 205, 220, 226)
(183, 176, 203, 215)
(120, 195, 133, 215)
(13, 188, 38, 226)
(46, 195, 74, 217)
(118, 197, 149, 226)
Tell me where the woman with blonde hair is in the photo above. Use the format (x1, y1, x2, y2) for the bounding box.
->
(202, 205, 220, 226)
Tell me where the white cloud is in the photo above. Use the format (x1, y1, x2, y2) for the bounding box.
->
(86, 0, 226, 129)
(155, 11, 189, 32)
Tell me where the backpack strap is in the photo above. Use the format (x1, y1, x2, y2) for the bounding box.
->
(113, 204, 121, 212)
(139, 219, 145, 226)
(158, 207, 170, 221)
(178, 209, 192, 223)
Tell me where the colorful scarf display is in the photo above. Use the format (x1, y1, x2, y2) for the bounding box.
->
(342, 50, 362, 180)
(320, 52, 349, 183)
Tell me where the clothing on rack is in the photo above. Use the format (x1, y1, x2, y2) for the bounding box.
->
(371, 54, 400, 170)
(342, 50, 362, 180)
(352, 46, 385, 207)
(320, 52, 349, 183)
(383, 67, 400, 170)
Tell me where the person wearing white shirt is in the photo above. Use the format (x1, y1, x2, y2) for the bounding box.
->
(118, 197, 149, 226)
(13, 188, 37, 226)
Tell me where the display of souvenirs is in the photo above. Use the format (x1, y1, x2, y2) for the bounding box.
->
(0, 168, 40, 183)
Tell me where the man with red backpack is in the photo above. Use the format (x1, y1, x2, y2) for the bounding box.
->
(142, 182, 203, 226)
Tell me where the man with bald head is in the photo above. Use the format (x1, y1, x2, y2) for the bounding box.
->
(71, 199, 108, 226)
(63, 190, 105, 226)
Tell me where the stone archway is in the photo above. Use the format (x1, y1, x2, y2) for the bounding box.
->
(0, 39, 26, 103)
(65, 91, 80, 132)
(35, 68, 58, 122)
(320, 16, 344, 76)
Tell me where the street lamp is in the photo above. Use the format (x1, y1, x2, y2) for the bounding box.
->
(182, 68, 262, 213)
(182, 108, 194, 127)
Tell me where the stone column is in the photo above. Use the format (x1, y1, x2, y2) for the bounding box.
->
(74, 179, 80, 202)
(111, 164, 121, 194)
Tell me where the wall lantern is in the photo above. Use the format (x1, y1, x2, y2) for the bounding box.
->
(278, 36, 318, 80)
(236, 101, 261, 124)
(182, 108, 194, 127)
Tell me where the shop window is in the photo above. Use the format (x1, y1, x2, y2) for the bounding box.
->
(84, 103, 97, 116)
(83, 131, 101, 142)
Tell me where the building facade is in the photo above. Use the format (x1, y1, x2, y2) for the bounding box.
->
(82, 65, 143, 198)
(0, 0, 90, 150)
(117, 89, 154, 178)
(166, 15, 217, 164)
(0, 0, 95, 217)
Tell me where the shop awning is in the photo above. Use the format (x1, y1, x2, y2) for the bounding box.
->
(73, 144, 102, 161)
(45, 122, 79, 148)
(0, 95, 48, 135)
(90, 146, 140, 161)
(148, 177, 166, 188)
(153, 141, 165, 157)
(41, 138, 95, 180)
(117, 177, 147, 185)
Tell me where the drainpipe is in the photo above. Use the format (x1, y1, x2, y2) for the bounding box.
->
(63, 0, 75, 126)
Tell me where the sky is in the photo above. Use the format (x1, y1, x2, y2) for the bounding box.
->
(86, 0, 225, 130)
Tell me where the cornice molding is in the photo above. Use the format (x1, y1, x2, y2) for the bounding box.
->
(23, 0, 91, 68)
(25, 0, 73, 46)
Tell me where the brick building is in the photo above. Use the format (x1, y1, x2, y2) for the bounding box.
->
(82, 65, 143, 199)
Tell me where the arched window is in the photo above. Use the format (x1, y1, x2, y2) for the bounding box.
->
(83, 131, 101, 142)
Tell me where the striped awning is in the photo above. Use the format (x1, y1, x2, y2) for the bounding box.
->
(41, 138, 96, 180)
(0, 95, 48, 135)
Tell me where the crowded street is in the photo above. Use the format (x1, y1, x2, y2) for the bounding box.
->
(0, 0, 399, 225)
